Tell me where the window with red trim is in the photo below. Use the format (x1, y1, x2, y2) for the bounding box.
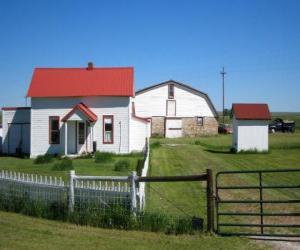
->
(103, 116, 113, 144)
(49, 117, 60, 144)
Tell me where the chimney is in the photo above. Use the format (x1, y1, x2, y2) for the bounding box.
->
(87, 62, 93, 70)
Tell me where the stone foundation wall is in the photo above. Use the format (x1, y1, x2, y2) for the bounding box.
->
(182, 117, 218, 137)
(151, 117, 165, 137)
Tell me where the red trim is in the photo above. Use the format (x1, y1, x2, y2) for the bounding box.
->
(103, 115, 114, 144)
(49, 116, 60, 144)
(2, 107, 31, 111)
(166, 100, 176, 116)
(62, 102, 97, 122)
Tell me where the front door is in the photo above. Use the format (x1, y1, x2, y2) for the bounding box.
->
(67, 121, 76, 154)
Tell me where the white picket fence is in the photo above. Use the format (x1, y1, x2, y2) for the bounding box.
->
(0, 170, 132, 212)
(0, 139, 150, 213)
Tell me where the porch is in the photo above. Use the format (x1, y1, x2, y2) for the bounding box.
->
(62, 103, 97, 156)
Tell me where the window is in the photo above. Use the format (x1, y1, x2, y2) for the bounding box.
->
(196, 117, 204, 126)
(168, 84, 174, 99)
(78, 122, 85, 144)
(49, 116, 60, 144)
(103, 115, 113, 144)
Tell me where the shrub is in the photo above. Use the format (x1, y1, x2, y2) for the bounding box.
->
(76, 152, 94, 159)
(136, 159, 145, 176)
(150, 141, 161, 149)
(34, 154, 54, 164)
(114, 159, 130, 172)
(95, 151, 114, 163)
(52, 157, 73, 171)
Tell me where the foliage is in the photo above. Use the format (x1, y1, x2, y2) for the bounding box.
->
(114, 160, 130, 172)
(150, 141, 161, 149)
(136, 159, 145, 176)
(34, 154, 54, 164)
(75, 152, 94, 159)
(95, 151, 114, 163)
(52, 157, 73, 171)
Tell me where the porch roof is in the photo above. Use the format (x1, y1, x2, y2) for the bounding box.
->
(62, 102, 97, 122)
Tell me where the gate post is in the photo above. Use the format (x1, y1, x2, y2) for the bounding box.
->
(206, 168, 214, 233)
(130, 171, 137, 215)
(68, 170, 75, 213)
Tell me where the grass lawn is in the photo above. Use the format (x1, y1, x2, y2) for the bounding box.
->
(148, 131, 300, 235)
(0, 211, 266, 250)
(0, 153, 143, 181)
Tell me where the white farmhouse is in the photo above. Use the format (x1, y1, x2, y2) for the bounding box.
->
(232, 103, 271, 152)
(134, 80, 218, 138)
(2, 64, 150, 157)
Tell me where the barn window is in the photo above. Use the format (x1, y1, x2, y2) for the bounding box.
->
(103, 115, 113, 144)
(49, 116, 60, 144)
(78, 122, 85, 145)
(168, 84, 174, 99)
(196, 117, 204, 126)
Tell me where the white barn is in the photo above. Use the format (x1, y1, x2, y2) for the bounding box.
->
(134, 80, 218, 138)
(232, 103, 271, 152)
(2, 64, 150, 157)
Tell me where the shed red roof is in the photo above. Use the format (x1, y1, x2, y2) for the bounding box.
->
(62, 103, 97, 122)
(232, 103, 271, 120)
(26, 66, 134, 97)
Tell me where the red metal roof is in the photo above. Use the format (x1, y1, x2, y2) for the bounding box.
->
(232, 103, 271, 120)
(26, 66, 134, 97)
(62, 102, 97, 122)
(2, 107, 31, 111)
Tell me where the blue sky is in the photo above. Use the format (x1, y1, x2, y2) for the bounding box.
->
(0, 0, 299, 111)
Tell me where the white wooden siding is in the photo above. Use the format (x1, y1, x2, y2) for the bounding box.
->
(129, 116, 150, 151)
(31, 97, 130, 157)
(233, 116, 269, 152)
(135, 83, 215, 118)
(2, 109, 31, 154)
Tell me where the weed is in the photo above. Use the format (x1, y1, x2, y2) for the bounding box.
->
(114, 160, 130, 172)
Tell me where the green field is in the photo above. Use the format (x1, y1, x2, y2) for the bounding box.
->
(148, 131, 300, 236)
(0, 211, 265, 250)
(0, 154, 143, 180)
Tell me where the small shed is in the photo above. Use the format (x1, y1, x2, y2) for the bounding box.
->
(232, 103, 271, 152)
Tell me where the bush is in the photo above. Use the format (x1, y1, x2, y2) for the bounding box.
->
(114, 159, 130, 172)
(52, 157, 73, 171)
(34, 154, 54, 164)
(76, 152, 94, 159)
(150, 141, 161, 149)
(95, 151, 114, 163)
(136, 159, 145, 176)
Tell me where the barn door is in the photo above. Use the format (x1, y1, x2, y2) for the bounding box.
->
(165, 119, 182, 138)
(167, 100, 176, 116)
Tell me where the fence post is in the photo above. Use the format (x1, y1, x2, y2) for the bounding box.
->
(68, 170, 75, 213)
(206, 168, 214, 233)
(130, 171, 137, 215)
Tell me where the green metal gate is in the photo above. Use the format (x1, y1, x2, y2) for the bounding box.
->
(216, 169, 300, 237)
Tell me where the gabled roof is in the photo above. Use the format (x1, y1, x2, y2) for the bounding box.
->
(135, 80, 218, 117)
(62, 102, 97, 122)
(232, 103, 271, 120)
(27, 66, 134, 98)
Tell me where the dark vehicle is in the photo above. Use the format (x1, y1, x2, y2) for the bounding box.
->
(269, 118, 295, 133)
(218, 123, 232, 134)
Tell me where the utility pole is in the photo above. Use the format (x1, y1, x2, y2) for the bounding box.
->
(220, 67, 226, 123)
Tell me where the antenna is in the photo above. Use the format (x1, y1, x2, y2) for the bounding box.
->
(220, 67, 227, 123)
